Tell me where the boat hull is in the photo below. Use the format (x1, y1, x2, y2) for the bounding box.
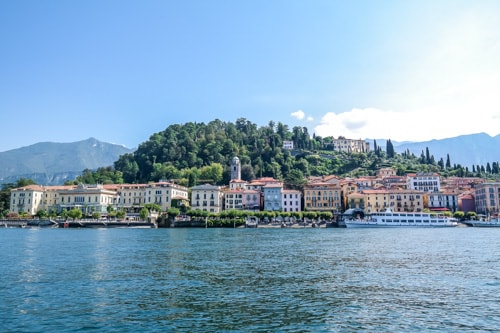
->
(471, 222, 500, 227)
(345, 221, 457, 228)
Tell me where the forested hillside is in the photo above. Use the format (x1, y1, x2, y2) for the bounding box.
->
(107, 118, 498, 187)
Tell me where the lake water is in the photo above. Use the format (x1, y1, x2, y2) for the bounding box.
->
(1, 227, 499, 332)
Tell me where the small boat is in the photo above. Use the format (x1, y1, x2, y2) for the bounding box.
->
(344, 209, 458, 228)
(26, 219, 59, 228)
(245, 216, 258, 228)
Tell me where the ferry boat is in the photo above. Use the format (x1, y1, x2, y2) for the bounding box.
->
(344, 209, 458, 228)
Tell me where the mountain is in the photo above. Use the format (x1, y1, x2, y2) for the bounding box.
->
(0, 138, 134, 185)
(389, 133, 500, 168)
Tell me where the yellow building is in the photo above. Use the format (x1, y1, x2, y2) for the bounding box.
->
(304, 177, 342, 212)
(354, 189, 425, 213)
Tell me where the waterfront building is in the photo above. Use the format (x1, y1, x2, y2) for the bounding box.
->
(224, 188, 260, 211)
(474, 182, 500, 215)
(407, 172, 441, 193)
(427, 191, 459, 212)
(282, 189, 302, 212)
(191, 184, 224, 213)
(42, 186, 66, 213)
(359, 188, 425, 213)
(263, 182, 283, 211)
(304, 177, 342, 212)
(56, 183, 118, 215)
(10, 185, 47, 215)
(143, 181, 189, 212)
(241, 189, 261, 211)
(116, 184, 147, 212)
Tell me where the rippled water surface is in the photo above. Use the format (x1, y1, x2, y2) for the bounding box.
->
(1, 227, 499, 332)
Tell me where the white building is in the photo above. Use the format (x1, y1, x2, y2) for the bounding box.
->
(330, 138, 370, 153)
(283, 140, 294, 150)
(282, 189, 302, 212)
(57, 183, 118, 215)
(407, 173, 441, 193)
(427, 191, 459, 212)
(143, 182, 189, 212)
(10, 185, 46, 215)
(191, 184, 224, 213)
(117, 184, 147, 211)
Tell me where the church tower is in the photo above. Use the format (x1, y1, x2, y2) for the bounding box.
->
(231, 156, 241, 180)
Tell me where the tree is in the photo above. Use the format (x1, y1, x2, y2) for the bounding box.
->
(199, 163, 224, 184)
(284, 169, 306, 190)
(386, 139, 395, 158)
(36, 209, 48, 219)
(144, 203, 162, 213)
(425, 147, 431, 164)
(116, 210, 126, 219)
(67, 208, 83, 221)
(167, 207, 180, 220)
(241, 164, 255, 181)
(139, 207, 149, 220)
(438, 158, 444, 170)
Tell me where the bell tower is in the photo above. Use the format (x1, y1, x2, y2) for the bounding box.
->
(231, 156, 241, 180)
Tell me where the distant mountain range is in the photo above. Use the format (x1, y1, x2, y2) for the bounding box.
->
(1, 133, 498, 186)
(374, 132, 500, 168)
(0, 138, 134, 185)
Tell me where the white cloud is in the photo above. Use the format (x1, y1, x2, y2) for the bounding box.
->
(307, 116, 314, 122)
(291, 109, 305, 120)
(314, 108, 404, 141)
(314, 90, 500, 141)
(315, 5, 500, 142)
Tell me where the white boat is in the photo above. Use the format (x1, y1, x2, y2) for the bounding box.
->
(344, 209, 458, 228)
(472, 218, 500, 227)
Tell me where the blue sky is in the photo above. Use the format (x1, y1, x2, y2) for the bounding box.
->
(1, 0, 500, 152)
